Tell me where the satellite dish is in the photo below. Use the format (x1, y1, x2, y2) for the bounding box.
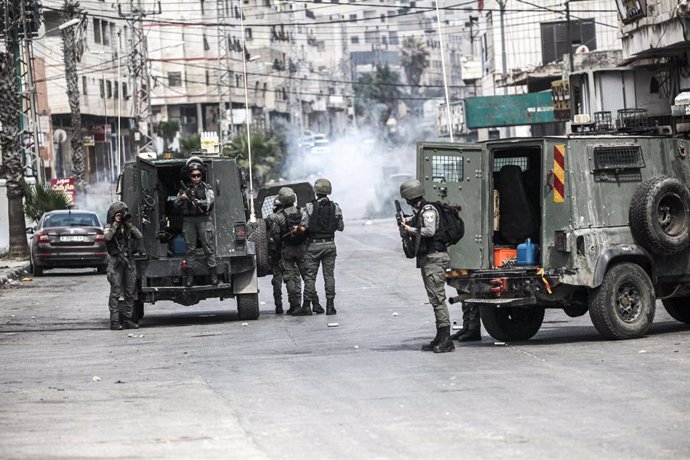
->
(575, 45, 590, 54)
(54, 129, 67, 143)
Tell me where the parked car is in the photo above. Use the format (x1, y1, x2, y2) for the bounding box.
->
(29, 209, 108, 276)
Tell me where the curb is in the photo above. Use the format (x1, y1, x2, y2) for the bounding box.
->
(0, 263, 30, 287)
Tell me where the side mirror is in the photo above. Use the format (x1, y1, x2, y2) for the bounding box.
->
(26, 226, 35, 234)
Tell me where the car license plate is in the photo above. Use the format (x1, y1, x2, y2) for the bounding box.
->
(60, 235, 85, 242)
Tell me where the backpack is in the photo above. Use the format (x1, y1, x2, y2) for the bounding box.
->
(432, 202, 465, 246)
(280, 208, 306, 246)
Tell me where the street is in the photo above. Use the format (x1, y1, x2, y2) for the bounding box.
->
(1, 219, 689, 459)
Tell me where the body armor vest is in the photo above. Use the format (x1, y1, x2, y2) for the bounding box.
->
(308, 199, 337, 239)
(183, 184, 212, 216)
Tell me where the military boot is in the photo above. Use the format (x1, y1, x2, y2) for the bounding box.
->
(421, 329, 442, 352)
(326, 298, 337, 315)
(275, 301, 284, 315)
(293, 301, 313, 316)
(289, 299, 307, 316)
(456, 328, 481, 342)
(122, 318, 140, 329)
(209, 267, 219, 286)
(450, 321, 469, 340)
(312, 299, 325, 314)
(433, 327, 455, 353)
(110, 321, 123, 330)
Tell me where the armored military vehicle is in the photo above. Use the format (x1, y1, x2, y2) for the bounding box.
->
(417, 135, 690, 341)
(118, 154, 269, 321)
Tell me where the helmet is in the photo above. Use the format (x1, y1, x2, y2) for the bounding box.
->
(314, 178, 332, 195)
(107, 201, 129, 223)
(184, 156, 206, 177)
(400, 179, 425, 201)
(277, 187, 296, 206)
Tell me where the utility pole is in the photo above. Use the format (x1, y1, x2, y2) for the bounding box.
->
(119, 0, 159, 156)
(497, 0, 507, 87)
(216, 0, 234, 149)
(566, 1, 574, 73)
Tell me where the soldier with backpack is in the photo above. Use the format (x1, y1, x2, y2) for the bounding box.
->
(268, 187, 308, 315)
(299, 178, 344, 316)
(399, 179, 459, 353)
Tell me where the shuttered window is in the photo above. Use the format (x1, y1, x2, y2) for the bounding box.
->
(540, 19, 596, 64)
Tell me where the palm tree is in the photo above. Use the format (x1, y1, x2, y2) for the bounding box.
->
(22, 180, 71, 224)
(60, 1, 87, 194)
(354, 65, 403, 127)
(227, 129, 281, 189)
(401, 36, 430, 116)
(0, 52, 30, 258)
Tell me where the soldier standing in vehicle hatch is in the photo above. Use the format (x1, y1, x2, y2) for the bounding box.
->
(299, 178, 344, 316)
(399, 179, 455, 353)
(104, 201, 143, 330)
(174, 157, 218, 287)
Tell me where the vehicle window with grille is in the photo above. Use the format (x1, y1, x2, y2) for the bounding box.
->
(432, 155, 463, 183)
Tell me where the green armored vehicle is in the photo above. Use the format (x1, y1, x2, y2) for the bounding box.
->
(118, 155, 269, 322)
(417, 135, 690, 341)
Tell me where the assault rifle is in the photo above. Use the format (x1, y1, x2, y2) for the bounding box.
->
(112, 227, 133, 270)
(394, 199, 418, 259)
(179, 180, 205, 213)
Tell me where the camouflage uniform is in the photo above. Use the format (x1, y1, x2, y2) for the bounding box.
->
(174, 165, 217, 285)
(268, 204, 307, 314)
(266, 200, 286, 314)
(301, 183, 344, 315)
(104, 202, 143, 330)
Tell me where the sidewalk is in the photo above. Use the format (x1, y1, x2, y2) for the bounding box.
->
(0, 258, 30, 287)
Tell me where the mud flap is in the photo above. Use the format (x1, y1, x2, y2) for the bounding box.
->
(233, 267, 258, 294)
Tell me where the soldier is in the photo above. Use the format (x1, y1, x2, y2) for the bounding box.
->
(174, 157, 217, 287)
(104, 201, 143, 330)
(268, 187, 308, 315)
(299, 178, 344, 316)
(399, 179, 455, 353)
(267, 196, 285, 314)
(451, 304, 482, 342)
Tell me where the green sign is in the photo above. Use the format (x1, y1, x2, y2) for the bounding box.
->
(465, 91, 556, 128)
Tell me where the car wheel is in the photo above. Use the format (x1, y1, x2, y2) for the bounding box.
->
(248, 219, 270, 277)
(629, 175, 690, 256)
(31, 257, 43, 277)
(479, 305, 544, 342)
(661, 297, 690, 324)
(588, 262, 655, 339)
(237, 293, 260, 320)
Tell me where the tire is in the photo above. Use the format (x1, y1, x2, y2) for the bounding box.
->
(588, 263, 656, 339)
(248, 219, 270, 277)
(629, 175, 690, 256)
(661, 297, 690, 324)
(31, 257, 43, 277)
(237, 293, 260, 320)
(479, 305, 545, 342)
(97, 265, 107, 274)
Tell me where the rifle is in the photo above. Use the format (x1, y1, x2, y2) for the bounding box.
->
(112, 227, 133, 270)
(179, 180, 205, 213)
(394, 199, 418, 259)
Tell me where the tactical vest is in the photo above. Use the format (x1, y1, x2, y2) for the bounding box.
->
(280, 207, 306, 246)
(411, 202, 446, 256)
(183, 184, 213, 216)
(106, 227, 131, 257)
(307, 199, 337, 239)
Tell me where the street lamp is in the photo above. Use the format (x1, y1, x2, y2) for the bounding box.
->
(35, 17, 81, 39)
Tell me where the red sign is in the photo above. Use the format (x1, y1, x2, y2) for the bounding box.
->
(51, 177, 76, 206)
(92, 124, 112, 142)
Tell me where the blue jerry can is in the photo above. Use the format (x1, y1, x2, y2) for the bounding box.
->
(517, 238, 539, 266)
(172, 234, 187, 256)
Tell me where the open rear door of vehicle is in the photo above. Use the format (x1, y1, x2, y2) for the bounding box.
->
(416, 142, 487, 270)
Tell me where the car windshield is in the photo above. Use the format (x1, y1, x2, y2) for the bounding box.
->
(43, 213, 100, 228)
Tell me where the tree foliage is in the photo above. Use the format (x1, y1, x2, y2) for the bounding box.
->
(22, 180, 71, 224)
(354, 65, 403, 126)
(158, 120, 180, 150)
(401, 36, 430, 90)
(177, 133, 201, 157)
(227, 129, 281, 189)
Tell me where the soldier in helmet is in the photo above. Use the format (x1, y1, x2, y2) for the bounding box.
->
(174, 157, 218, 286)
(267, 187, 308, 315)
(399, 179, 455, 353)
(104, 201, 143, 330)
(266, 195, 286, 314)
(299, 178, 344, 316)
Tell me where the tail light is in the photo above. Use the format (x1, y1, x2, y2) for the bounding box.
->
(181, 259, 188, 270)
(235, 223, 247, 244)
(37, 232, 50, 243)
(95, 230, 105, 242)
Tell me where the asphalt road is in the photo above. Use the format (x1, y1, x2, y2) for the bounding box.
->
(1, 219, 689, 459)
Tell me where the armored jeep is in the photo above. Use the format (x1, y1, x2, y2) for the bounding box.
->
(417, 135, 690, 341)
(118, 155, 269, 321)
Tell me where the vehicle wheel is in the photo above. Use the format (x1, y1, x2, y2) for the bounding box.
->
(661, 297, 690, 324)
(32, 258, 43, 277)
(237, 293, 260, 320)
(97, 265, 107, 274)
(629, 175, 690, 256)
(248, 219, 270, 277)
(479, 305, 545, 341)
(588, 263, 655, 339)
(133, 299, 145, 322)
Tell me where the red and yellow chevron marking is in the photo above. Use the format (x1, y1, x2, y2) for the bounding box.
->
(553, 144, 565, 203)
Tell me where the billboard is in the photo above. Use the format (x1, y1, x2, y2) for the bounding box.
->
(437, 101, 466, 137)
(465, 91, 557, 128)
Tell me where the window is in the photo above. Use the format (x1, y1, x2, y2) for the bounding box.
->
(203, 34, 210, 51)
(540, 19, 596, 64)
(380, 14, 385, 22)
(93, 18, 101, 44)
(205, 70, 210, 86)
(122, 82, 128, 99)
(99, 79, 104, 98)
(431, 155, 463, 183)
(168, 72, 182, 87)
(351, 36, 359, 44)
(106, 80, 112, 98)
(102, 22, 110, 46)
(200, 0, 205, 14)
(349, 13, 356, 20)
(245, 28, 252, 40)
(82, 76, 88, 95)
(113, 81, 119, 99)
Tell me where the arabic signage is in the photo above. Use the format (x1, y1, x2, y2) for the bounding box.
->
(51, 177, 76, 206)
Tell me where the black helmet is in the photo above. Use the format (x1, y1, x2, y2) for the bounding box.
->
(183, 156, 206, 178)
(400, 179, 424, 201)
